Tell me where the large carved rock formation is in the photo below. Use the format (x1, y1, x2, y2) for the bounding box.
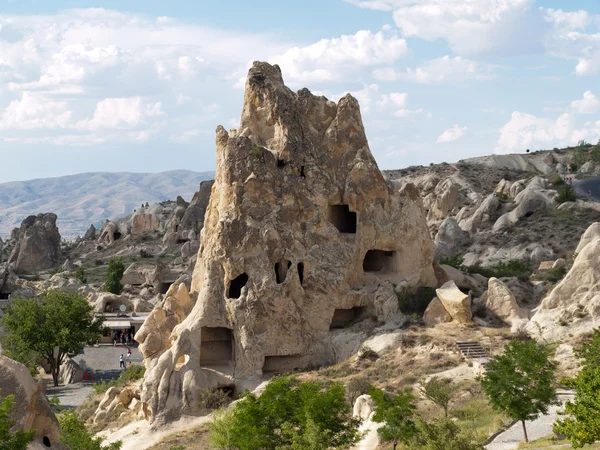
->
(0, 355, 61, 448)
(137, 61, 436, 424)
(8, 213, 61, 273)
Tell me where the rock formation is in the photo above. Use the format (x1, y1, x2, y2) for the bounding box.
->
(0, 355, 61, 448)
(485, 277, 528, 331)
(8, 213, 61, 273)
(137, 61, 436, 424)
(434, 217, 469, 260)
(435, 280, 472, 324)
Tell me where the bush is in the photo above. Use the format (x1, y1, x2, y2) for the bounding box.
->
(347, 377, 372, 405)
(92, 365, 146, 395)
(396, 286, 437, 316)
(197, 387, 231, 411)
(105, 258, 125, 294)
(550, 176, 565, 187)
(557, 183, 577, 203)
(439, 254, 464, 269)
(0, 394, 35, 450)
(466, 260, 531, 280)
(75, 266, 87, 284)
(59, 409, 122, 450)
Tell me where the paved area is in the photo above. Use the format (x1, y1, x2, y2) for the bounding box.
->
(72, 345, 143, 381)
(46, 382, 95, 409)
(486, 392, 574, 450)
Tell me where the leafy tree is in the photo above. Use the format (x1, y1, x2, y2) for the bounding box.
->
(480, 339, 558, 442)
(75, 266, 87, 284)
(556, 183, 577, 204)
(0, 291, 104, 386)
(554, 329, 600, 447)
(573, 142, 589, 168)
(208, 375, 361, 450)
(58, 409, 122, 450)
(418, 377, 457, 418)
(105, 258, 124, 294)
(0, 394, 35, 450)
(370, 388, 417, 450)
(410, 418, 482, 450)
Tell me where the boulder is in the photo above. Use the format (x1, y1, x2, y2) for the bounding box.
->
(0, 355, 60, 447)
(575, 222, 600, 253)
(580, 161, 595, 173)
(423, 297, 453, 326)
(459, 194, 500, 233)
(353, 394, 374, 420)
(62, 259, 75, 272)
(138, 61, 437, 424)
(424, 178, 460, 220)
(434, 218, 469, 261)
(84, 224, 97, 240)
(59, 358, 84, 385)
(435, 280, 472, 324)
(9, 213, 61, 273)
(439, 264, 487, 295)
(485, 278, 528, 330)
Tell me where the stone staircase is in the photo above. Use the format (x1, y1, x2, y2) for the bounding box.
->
(456, 341, 488, 360)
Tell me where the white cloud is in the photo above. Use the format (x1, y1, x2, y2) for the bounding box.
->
(496, 111, 598, 153)
(79, 97, 164, 130)
(376, 92, 408, 108)
(373, 55, 496, 84)
(270, 30, 408, 84)
(437, 125, 468, 143)
(571, 91, 600, 114)
(544, 8, 591, 30)
(0, 92, 72, 129)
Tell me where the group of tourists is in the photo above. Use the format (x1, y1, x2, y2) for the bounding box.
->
(119, 348, 132, 369)
(112, 329, 132, 346)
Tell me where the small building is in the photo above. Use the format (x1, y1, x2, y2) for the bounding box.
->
(100, 313, 149, 344)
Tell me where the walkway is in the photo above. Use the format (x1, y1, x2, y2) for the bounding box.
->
(486, 392, 574, 450)
(72, 345, 143, 381)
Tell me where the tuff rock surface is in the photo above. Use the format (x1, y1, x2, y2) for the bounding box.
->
(8, 213, 61, 273)
(137, 61, 436, 424)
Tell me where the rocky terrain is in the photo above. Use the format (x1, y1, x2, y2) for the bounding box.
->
(0, 170, 214, 238)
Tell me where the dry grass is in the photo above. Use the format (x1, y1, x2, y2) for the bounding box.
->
(145, 424, 213, 450)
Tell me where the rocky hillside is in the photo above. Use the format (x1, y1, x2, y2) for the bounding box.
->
(0, 170, 214, 239)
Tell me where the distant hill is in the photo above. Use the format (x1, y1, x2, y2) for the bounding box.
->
(0, 170, 214, 238)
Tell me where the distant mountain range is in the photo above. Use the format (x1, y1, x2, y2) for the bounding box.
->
(0, 170, 214, 238)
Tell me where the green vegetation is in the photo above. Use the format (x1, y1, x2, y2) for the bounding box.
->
(347, 376, 372, 405)
(76, 266, 87, 284)
(208, 375, 361, 450)
(250, 142, 262, 160)
(0, 394, 35, 450)
(418, 377, 457, 418)
(395, 286, 437, 316)
(441, 255, 532, 281)
(197, 387, 231, 411)
(480, 340, 558, 443)
(410, 418, 482, 450)
(59, 409, 122, 450)
(370, 388, 417, 449)
(92, 364, 146, 395)
(554, 329, 600, 447)
(556, 183, 577, 203)
(105, 257, 125, 294)
(0, 290, 104, 386)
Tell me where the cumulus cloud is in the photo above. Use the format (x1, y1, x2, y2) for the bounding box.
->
(571, 91, 600, 114)
(270, 30, 408, 84)
(373, 56, 496, 84)
(79, 97, 164, 130)
(437, 125, 468, 143)
(0, 92, 72, 130)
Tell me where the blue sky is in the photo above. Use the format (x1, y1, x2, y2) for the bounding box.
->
(0, 0, 599, 183)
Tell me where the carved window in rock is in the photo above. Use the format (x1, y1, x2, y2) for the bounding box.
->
(327, 205, 357, 234)
(363, 250, 396, 273)
(263, 355, 305, 374)
(201, 327, 233, 367)
(227, 273, 249, 299)
(275, 259, 292, 284)
(158, 282, 172, 295)
(298, 263, 305, 285)
(330, 307, 366, 329)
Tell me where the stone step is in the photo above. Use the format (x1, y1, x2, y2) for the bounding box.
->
(456, 341, 488, 359)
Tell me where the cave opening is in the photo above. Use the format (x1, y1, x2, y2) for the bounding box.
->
(298, 263, 304, 285)
(158, 282, 172, 295)
(262, 355, 305, 374)
(327, 205, 357, 234)
(227, 273, 249, 299)
(363, 250, 396, 273)
(330, 307, 366, 329)
(275, 259, 292, 284)
(201, 327, 233, 367)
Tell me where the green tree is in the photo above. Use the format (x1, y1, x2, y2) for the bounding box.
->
(573, 142, 589, 168)
(208, 375, 361, 450)
(58, 409, 122, 450)
(418, 377, 457, 418)
(556, 183, 577, 203)
(105, 258, 124, 294)
(590, 146, 600, 164)
(480, 340, 558, 442)
(0, 394, 35, 450)
(554, 329, 600, 447)
(0, 291, 104, 386)
(370, 388, 417, 450)
(75, 266, 87, 284)
(410, 418, 482, 450)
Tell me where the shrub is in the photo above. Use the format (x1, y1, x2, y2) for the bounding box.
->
(466, 260, 531, 280)
(75, 266, 87, 284)
(439, 254, 464, 269)
(557, 183, 577, 203)
(59, 409, 122, 450)
(396, 286, 437, 316)
(347, 377, 373, 405)
(0, 394, 35, 450)
(197, 387, 231, 411)
(105, 258, 125, 294)
(92, 365, 145, 395)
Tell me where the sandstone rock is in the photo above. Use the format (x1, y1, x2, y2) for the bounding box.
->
(553, 258, 567, 269)
(84, 224, 97, 240)
(98, 221, 122, 244)
(575, 222, 600, 253)
(439, 265, 487, 295)
(181, 241, 200, 260)
(434, 218, 469, 260)
(493, 190, 551, 231)
(9, 213, 61, 273)
(436, 280, 472, 324)
(580, 161, 595, 173)
(485, 278, 528, 329)
(423, 297, 453, 326)
(178, 180, 214, 242)
(137, 61, 436, 424)
(424, 178, 460, 220)
(528, 236, 600, 339)
(0, 355, 60, 447)
(538, 260, 555, 271)
(62, 259, 75, 272)
(59, 358, 84, 385)
(353, 394, 374, 420)
(458, 194, 500, 233)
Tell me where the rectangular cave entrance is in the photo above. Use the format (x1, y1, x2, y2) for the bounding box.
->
(327, 205, 357, 234)
(262, 355, 305, 374)
(200, 327, 233, 367)
(0, 292, 9, 300)
(363, 250, 396, 273)
(227, 273, 248, 299)
(158, 282, 172, 295)
(330, 307, 366, 329)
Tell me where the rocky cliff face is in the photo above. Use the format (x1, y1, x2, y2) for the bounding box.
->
(137, 62, 436, 424)
(8, 213, 61, 273)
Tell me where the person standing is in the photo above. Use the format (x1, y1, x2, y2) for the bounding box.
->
(119, 354, 125, 369)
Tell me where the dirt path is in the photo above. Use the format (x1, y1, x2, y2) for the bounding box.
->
(485, 392, 574, 450)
